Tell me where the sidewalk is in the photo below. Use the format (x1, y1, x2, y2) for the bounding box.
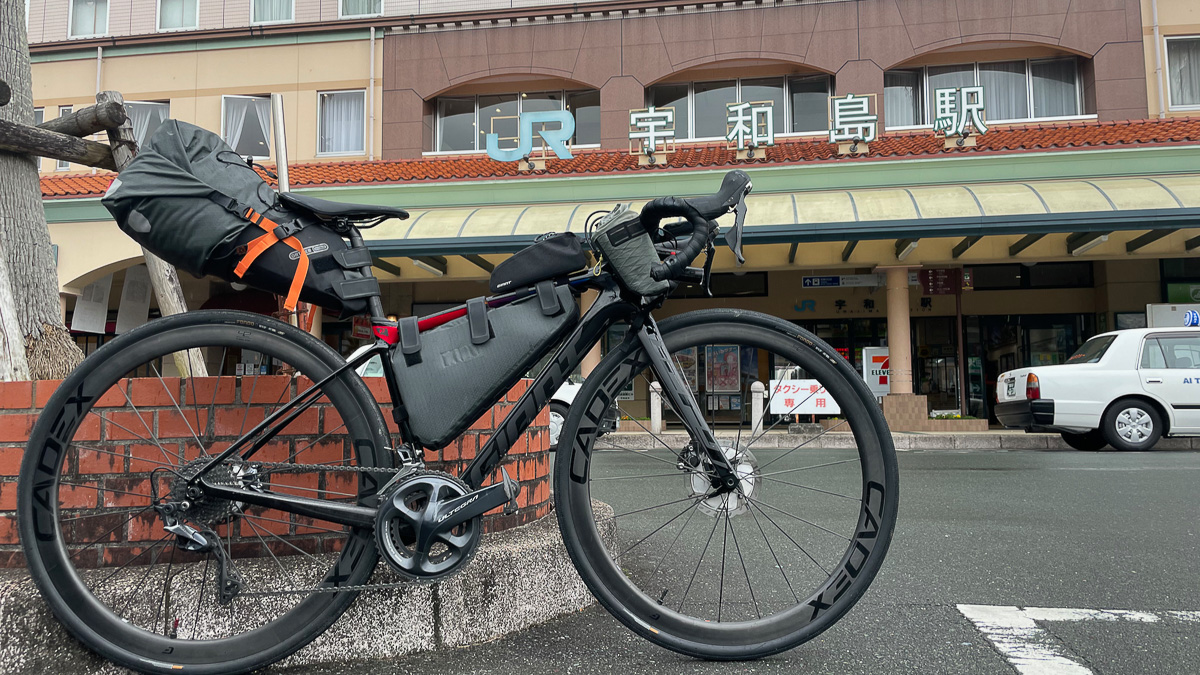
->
(603, 429, 1200, 451)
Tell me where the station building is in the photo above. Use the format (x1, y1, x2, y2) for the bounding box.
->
(22, 0, 1200, 425)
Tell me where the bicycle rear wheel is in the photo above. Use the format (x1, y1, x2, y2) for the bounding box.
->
(554, 310, 898, 659)
(18, 310, 393, 675)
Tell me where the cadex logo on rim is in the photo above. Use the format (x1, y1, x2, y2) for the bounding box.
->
(485, 110, 576, 162)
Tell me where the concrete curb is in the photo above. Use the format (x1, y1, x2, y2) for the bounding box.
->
(0, 506, 615, 674)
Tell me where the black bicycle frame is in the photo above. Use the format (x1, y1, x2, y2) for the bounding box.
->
(195, 273, 734, 529)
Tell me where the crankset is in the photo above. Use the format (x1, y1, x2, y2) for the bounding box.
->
(375, 469, 519, 581)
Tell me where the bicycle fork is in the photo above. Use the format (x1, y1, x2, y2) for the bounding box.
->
(634, 318, 740, 491)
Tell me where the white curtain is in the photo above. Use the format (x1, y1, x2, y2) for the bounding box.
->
(252, 0, 292, 23)
(319, 91, 365, 154)
(1031, 58, 1079, 118)
(158, 0, 197, 30)
(126, 102, 169, 146)
(341, 0, 380, 16)
(1168, 39, 1200, 108)
(979, 61, 1028, 121)
(884, 70, 922, 127)
(223, 97, 251, 152)
(253, 98, 271, 148)
(71, 0, 108, 37)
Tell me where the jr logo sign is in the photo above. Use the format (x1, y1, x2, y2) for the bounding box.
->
(485, 111, 576, 162)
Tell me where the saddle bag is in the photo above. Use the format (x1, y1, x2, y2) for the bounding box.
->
(101, 120, 378, 318)
(392, 283, 578, 449)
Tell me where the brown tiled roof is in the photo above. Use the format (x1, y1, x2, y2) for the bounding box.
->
(41, 117, 1200, 199)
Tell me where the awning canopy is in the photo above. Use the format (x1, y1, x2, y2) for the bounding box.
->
(363, 173, 1200, 258)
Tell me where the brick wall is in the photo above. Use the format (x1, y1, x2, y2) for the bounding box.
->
(0, 377, 550, 568)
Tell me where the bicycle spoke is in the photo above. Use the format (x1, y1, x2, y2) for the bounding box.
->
(152, 544, 178, 633)
(239, 511, 346, 534)
(718, 504, 729, 622)
(71, 443, 179, 472)
(748, 500, 830, 577)
(649, 501, 701, 583)
(154, 363, 206, 455)
(745, 499, 799, 603)
(592, 440, 682, 468)
(612, 494, 700, 519)
(285, 421, 346, 463)
(678, 507, 722, 614)
(241, 515, 323, 565)
(744, 496, 850, 543)
(755, 456, 860, 479)
(67, 506, 152, 560)
(591, 471, 694, 482)
(115, 379, 183, 467)
(726, 512, 760, 619)
(619, 497, 703, 557)
(757, 475, 861, 502)
(191, 556, 211, 640)
(756, 418, 849, 472)
(91, 410, 183, 465)
(244, 518, 301, 589)
(97, 534, 171, 591)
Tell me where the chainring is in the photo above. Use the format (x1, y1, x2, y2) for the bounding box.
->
(374, 470, 482, 582)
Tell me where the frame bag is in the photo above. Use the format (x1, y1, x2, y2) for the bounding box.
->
(101, 120, 378, 317)
(392, 283, 579, 449)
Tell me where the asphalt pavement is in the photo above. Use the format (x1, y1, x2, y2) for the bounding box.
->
(279, 449, 1200, 675)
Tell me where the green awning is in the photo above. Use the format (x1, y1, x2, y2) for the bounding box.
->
(364, 174, 1200, 255)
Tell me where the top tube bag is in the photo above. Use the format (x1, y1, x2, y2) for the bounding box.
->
(101, 120, 378, 318)
(392, 283, 579, 449)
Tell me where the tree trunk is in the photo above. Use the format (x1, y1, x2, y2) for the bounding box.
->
(0, 0, 86, 380)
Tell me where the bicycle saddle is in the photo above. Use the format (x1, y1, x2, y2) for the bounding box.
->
(279, 192, 410, 221)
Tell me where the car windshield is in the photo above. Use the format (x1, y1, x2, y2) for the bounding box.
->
(1065, 335, 1116, 364)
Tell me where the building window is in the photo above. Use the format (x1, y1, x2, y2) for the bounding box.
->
(32, 108, 43, 169)
(251, 0, 292, 24)
(222, 95, 271, 158)
(884, 57, 1081, 128)
(969, 261, 1093, 290)
(70, 0, 108, 38)
(57, 106, 73, 170)
(1167, 36, 1200, 109)
(158, 0, 197, 30)
(125, 102, 170, 146)
(340, 0, 380, 18)
(645, 75, 831, 140)
(318, 90, 366, 156)
(432, 89, 600, 154)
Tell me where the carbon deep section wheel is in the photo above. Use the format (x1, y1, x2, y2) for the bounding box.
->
(554, 309, 899, 660)
(17, 310, 393, 675)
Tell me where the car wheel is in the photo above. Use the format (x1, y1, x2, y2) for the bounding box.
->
(548, 401, 569, 452)
(1061, 430, 1108, 452)
(1100, 399, 1163, 451)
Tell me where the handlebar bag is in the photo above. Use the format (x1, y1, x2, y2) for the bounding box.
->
(489, 232, 588, 293)
(101, 119, 378, 318)
(591, 206, 671, 297)
(392, 284, 578, 450)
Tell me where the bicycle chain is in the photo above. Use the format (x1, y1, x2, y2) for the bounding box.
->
(209, 459, 443, 597)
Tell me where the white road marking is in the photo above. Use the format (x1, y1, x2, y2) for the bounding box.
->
(957, 604, 1196, 674)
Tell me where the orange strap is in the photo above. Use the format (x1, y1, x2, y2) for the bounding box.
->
(234, 208, 310, 312)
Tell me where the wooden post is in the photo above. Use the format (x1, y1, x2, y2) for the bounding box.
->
(97, 90, 207, 378)
(0, 118, 117, 170)
(37, 101, 127, 137)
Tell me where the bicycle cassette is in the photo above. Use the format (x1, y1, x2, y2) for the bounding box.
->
(374, 471, 484, 581)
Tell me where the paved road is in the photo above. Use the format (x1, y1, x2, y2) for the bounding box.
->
(281, 450, 1200, 675)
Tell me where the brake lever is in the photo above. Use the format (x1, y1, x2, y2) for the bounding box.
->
(726, 193, 747, 265)
(701, 240, 715, 298)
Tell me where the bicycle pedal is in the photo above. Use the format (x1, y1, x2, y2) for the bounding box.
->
(501, 467, 520, 515)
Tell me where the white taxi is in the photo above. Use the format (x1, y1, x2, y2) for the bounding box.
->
(995, 328, 1200, 451)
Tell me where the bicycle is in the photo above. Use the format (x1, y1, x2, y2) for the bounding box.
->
(17, 168, 898, 674)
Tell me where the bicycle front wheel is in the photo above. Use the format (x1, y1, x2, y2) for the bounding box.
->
(18, 310, 393, 675)
(554, 310, 898, 659)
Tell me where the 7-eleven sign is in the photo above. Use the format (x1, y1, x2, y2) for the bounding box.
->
(863, 347, 890, 399)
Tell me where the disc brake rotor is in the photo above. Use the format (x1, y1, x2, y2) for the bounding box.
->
(689, 445, 759, 517)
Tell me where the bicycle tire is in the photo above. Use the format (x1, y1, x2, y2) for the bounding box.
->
(18, 310, 392, 675)
(554, 309, 899, 659)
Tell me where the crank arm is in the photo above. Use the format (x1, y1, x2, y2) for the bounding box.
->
(417, 469, 519, 552)
(199, 479, 377, 529)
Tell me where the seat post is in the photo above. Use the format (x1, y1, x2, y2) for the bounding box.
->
(345, 225, 387, 322)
